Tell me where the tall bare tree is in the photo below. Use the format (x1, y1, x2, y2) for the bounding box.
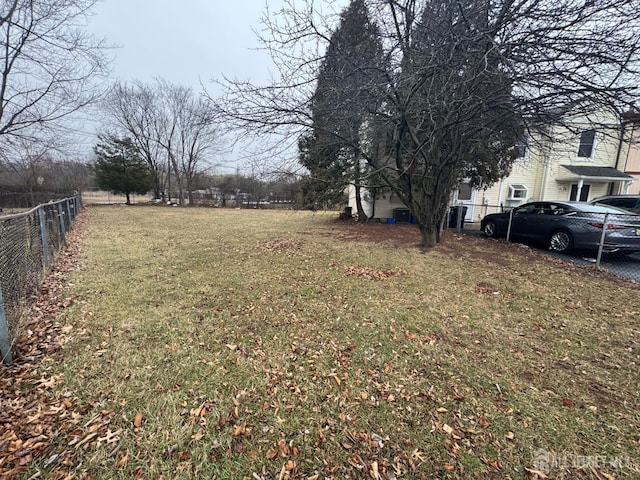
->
(104, 81, 167, 200)
(0, 0, 109, 144)
(214, 0, 640, 247)
(103, 79, 223, 205)
(158, 82, 222, 205)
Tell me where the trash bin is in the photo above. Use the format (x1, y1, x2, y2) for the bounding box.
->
(448, 206, 468, 228)
(393, 208, 411, 223)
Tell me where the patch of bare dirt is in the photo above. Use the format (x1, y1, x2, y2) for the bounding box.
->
(324, 219, 637, 286)
(314, 219, 423, 248)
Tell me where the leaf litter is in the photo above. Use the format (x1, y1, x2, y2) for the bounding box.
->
(0, 211, 96, 478)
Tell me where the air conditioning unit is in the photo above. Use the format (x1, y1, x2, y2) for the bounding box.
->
(508, 184, 528, 201)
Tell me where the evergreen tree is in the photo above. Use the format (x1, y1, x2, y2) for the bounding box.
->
(94, 135, 154, 204)
(301, 0, 384, 219)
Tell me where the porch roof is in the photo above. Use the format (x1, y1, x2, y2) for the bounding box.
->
(557, 165, 634, 183)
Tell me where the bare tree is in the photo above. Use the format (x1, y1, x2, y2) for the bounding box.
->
(104, 81, 167, 200)
(0, 0, 110, 144)
(1, 139, 53, 205)
(152, 81, 223, 205)
(214, 0, 640, 247)
(103, 79, 224, 205)
(0, 136, 91, 206)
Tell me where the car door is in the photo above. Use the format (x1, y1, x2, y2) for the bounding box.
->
(531, 202, 571, 243)
(509, 203, 541, 240)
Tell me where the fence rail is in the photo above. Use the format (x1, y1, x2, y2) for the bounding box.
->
(0, 195, 82, 365)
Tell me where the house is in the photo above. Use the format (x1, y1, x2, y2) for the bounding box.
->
(476, 109, 635, 222)
(350, 107, 635, 223)
(620, 112, 640, 195)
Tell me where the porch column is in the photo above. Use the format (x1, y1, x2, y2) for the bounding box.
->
(575, 178, 584, 201)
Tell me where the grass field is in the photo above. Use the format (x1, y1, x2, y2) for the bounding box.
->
(5, 206, 639, 479)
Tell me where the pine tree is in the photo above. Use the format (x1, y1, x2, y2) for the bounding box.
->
(94, 135, 154, 204)
(301, 0, 384, 219)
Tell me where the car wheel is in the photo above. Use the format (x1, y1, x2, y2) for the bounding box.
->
(549, 230, 573, 253)
(483, 220, 498, 238)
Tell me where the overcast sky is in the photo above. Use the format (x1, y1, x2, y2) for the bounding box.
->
(85, 0, 349, 172)
(85, 1, 287, 171)
(88, 0, 280, 94)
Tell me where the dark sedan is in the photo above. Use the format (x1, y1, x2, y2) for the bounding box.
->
(480, 201, 640, 254)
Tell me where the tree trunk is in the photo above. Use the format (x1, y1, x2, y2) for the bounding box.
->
(416, 207, 447, 248)
(354, 184, 367, 220)
(153, 171, 162, 200)
(125, 192, 131, 205)
(418, 222, 440, 248)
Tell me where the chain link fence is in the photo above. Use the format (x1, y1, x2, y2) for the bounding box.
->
(458, 202, 640, 282)
(0, 195, 82, 365)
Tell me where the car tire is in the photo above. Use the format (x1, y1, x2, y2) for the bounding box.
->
(549, 229, 573, 253)
(483, 220, 498, 238)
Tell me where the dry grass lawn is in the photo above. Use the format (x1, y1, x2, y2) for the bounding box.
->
(3, 205, 639, 479)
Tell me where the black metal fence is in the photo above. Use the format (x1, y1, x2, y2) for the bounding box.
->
(0, 195, 82, 365)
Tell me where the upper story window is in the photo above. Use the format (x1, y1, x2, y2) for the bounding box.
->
(515, 135, 528, 160)
(577, 129, 596, 159)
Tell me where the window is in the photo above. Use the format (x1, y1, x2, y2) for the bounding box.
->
(577, 129, 596, 158)
(544, 203, 570, 215)
(514, 203, 538, 215)
(457, 183, 473, 201)
(597, 197, 640, 214)
(515, 135, 528, 159)
(508, 184, 528, 200)
(570, 184, 590, 201)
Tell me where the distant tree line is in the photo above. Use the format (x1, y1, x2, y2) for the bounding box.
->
(0, 146, 339, 210)
(0, 156, 90, 208)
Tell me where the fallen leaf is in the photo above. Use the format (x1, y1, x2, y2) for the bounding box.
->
(133, 412, 143, 428)
(266, 448, 278, 459)
(116, 451, 129, 468)
(524, 467, 548, 478)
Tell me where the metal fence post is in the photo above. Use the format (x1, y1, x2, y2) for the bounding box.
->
(58, 202, 66, 245)
(595, 213, 609, 270)
(64, 199, 71, 228)
(0, 286, 12, 365)
(38, 207, 50, 269)
(506, 208, 514, 242)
